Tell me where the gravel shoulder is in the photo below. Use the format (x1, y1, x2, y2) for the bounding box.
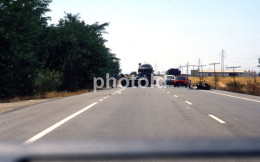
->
(0, 98, 55, 114)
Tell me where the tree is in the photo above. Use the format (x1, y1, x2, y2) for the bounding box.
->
(40, 13, 120, 91)
(0, 2, 120, 98)
(0, 0, 51, 98)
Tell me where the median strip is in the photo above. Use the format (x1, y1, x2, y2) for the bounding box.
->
(22, 102, 98, 145)
(208, 114, 226, 124)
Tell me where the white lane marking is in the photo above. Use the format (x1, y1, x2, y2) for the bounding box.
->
(118, 92, 122, 94)
(167, 92, 170, 94)
(23, 102, 98, 145)
(174, 95, 178, 98)
(208, 114, 226, 124)
(185, 101, 192, 105)
(115, 88, 126, 94)
(203, 90, 260, 103)
(104, 97, 107, 99)
(99, 99, 103, 102)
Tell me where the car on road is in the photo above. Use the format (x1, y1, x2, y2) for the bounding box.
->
(164, 75, 175, 85)
(174, 75, 190, 88)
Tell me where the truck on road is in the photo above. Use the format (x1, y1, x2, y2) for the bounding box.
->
(167, 68, 181, 76)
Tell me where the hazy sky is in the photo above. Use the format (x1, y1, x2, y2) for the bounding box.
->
(46, 0, 260, 73)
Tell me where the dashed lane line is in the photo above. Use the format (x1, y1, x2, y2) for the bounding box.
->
(185, 101, 192, 105)
(208, 114, 226, 124)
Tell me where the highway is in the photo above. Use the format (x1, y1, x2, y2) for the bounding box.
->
(0, 87, 260, 145)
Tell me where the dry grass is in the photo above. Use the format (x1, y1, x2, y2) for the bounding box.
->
(189, 76, 260, 96)
(1, 89, 91, 103)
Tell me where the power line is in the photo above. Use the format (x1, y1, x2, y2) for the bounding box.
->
(227, 66, 241, 72)
(182, 62, 197, 75)
(197, 58, 206, 80)
(227, 66, 241, 82)
(180, 64, 185, 74)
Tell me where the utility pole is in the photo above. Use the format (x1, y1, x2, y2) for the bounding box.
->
(190, 65, 197, 76)
(191, 65, 197, 71)
(179, 64, 182, 74)
(257, 58, 260, 75)
(181, 64, 188, 75)
(209, 63, 220, 89)
(186, 63, 197, 76)
(181, 62, 196, 76)
(257, 65, 260, 75)
(220, 49, 226, 77)
(197, 64, 206, 81)
(197, 59, 206, 81)
(181, 65, 185, 75)
(186, 62, 189, 75)
(227, 66, 241, 83)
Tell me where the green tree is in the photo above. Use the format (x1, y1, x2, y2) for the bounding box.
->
(40, 13, 120, 91)
(0, 0, 51, 98)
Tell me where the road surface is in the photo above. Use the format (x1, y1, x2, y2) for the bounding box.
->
(0, 87, 260, 144)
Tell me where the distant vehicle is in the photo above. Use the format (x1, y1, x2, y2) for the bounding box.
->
(164, 75, 175, 85)
(138, 63, 154, 74)
(174, 76, 190, 88)
(137, 63, 154, 86)
(120, 63, 154, 87)
(167, 68, 181, 76)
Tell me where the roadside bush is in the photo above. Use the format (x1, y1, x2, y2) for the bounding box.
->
(245, 78, 260, 96)
(34, 69, 62, 94)
(226, 81, 244, 93)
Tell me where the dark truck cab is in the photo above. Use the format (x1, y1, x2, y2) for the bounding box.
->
(167, 68, 181, 76)
(137, 63, 154, 86)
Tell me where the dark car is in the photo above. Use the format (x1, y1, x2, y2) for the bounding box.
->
(174, 76, 190, 88)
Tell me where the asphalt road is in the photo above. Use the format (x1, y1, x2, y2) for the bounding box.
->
(0, 86, 260, 144)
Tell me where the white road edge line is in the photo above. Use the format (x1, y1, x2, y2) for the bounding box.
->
(174, 95, 178, 98)
(99, 99, 103, 102)
(203, 90, 260, 103)
(208, 114, 226, 124)
(185, 101, 192, 105)
(22, 102, 98, 145)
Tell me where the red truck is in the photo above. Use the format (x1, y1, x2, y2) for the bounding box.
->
(174, 76, 190, 88)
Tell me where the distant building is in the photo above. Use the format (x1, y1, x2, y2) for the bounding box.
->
(191, 70, 257, 77)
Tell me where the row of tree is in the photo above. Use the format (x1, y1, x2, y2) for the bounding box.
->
(0, 0, 120, 99)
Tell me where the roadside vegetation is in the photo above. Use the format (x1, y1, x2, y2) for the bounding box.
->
(0, 89, 91, 103)
(0, 0, 120, 100)
(189, 76, 260, 96)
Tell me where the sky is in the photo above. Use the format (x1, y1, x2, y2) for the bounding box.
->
(45, 0, 260, 73)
